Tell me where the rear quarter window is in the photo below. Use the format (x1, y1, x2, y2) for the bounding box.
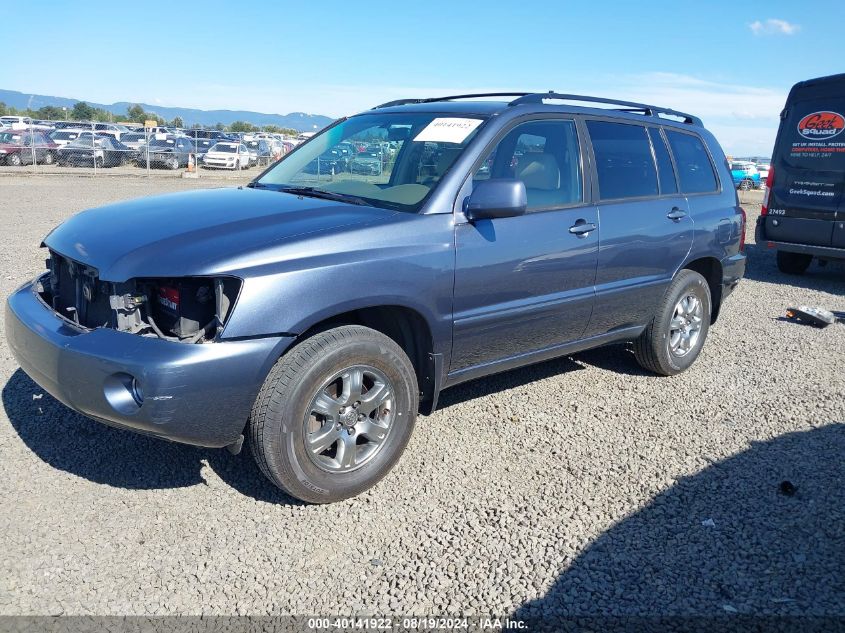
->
(587, 120, 658, 200)
(665, 131, 718, 194)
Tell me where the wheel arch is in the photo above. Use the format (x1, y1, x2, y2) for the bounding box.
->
(682, 256, 723, 323)
(291, 304, 439, 415)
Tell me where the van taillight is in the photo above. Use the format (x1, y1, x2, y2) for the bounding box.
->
(738, 207, 747, 252)
(761, 165, 775, 215)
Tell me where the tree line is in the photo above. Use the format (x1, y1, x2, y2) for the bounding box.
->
(0, 101, 301, 135)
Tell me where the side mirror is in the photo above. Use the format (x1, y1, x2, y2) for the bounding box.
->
(464, 179, 527, 221)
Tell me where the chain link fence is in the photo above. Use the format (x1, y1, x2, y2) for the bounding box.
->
(0, 120, 296, 178)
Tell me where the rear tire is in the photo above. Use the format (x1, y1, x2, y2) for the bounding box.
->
(167, 157, 179, 170)
(42, 151, 55, 165)
(248, 325, 418, 503)
(634, 269, 711, 376)
(739, 179, 752, 191)
(776, 250, 812, 275)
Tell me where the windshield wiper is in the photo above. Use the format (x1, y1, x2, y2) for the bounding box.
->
(277, 186, 370, 207)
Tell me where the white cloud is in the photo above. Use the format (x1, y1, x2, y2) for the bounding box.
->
(750, 18, 800, 36)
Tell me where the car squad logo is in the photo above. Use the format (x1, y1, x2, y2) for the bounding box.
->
(797, 111, 845, 139)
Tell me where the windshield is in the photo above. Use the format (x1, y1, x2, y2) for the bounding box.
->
(210, 143, 237, 153)
(256, 112, 487, 212)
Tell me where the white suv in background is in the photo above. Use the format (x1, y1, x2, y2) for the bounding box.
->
(201, 142, 251, 170)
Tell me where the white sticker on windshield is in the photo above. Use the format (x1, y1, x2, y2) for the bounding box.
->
(413, 118, 482, 144)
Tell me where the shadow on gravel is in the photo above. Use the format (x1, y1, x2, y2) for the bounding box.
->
(437, 356, 585, 410)
(2, 369, 301, 505)
(570, 343, 653, 378)
(743, 243, 845, 295)
(513, 423, 845, 630)
(437, 343, 649, 412)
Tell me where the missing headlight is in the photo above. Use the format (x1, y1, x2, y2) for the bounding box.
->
(111, 276, 241, 343)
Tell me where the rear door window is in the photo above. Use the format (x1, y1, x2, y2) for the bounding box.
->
(587, 121, 658, 200)
(648, 128, 678, 194)
(665, 131, 718, 194)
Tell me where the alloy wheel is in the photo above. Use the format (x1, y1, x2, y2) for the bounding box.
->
(669, 294, 703, 357)
(304, 365, 394, 473)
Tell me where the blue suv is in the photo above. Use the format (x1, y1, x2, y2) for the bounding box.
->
(5, 92, 746, 502)
(730, 161, 761, 190)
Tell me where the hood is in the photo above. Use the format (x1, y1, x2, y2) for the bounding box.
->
(44, 187, 399, 281)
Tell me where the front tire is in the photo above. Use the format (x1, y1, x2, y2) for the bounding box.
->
(634, 269, 711, 376)
(248, 325, 418, 503)
(776, 250, 812, 275)
(6, 153, 22, 166)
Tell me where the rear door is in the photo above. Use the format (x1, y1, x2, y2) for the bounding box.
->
(581, 120, 693, 337)
(766, 85, 845, 247)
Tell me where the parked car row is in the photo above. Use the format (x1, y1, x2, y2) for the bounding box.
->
(0, 118, 405, 174)
(0, 119, 309, 170)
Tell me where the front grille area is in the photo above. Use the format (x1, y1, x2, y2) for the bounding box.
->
(45, 251, 113, 328)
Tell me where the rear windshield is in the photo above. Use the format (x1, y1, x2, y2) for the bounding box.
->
(780, 96, 845, 170)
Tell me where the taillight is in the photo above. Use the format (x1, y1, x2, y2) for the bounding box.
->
(761, 165, 775, 215)
(738, 207, 747, 252)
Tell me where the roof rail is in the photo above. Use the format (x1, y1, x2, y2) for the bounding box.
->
(372, 93, 531, 109)
(508, 92, 702, 126)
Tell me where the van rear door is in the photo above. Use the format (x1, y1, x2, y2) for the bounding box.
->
(766, 81, 845, 248)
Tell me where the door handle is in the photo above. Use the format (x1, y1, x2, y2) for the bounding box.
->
(569, 220, 597, 236)
(667, 207, 688, 221)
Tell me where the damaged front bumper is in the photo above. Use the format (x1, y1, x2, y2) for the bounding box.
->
(5, 279, 294, 448)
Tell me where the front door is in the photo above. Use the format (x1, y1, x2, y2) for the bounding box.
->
(451, 118, 598, 374)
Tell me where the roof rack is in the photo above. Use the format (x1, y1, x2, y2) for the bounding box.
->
(508, 92, 702, 125)
(372, 91, 701, 126)
(372, 93, 531, 109)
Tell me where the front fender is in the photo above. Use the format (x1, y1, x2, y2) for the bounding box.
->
(220, 213, 456, 360)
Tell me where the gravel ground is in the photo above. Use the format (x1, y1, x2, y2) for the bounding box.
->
(0, 177, 843, 618)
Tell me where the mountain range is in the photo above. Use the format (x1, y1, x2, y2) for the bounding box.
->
(0, 89, 334, 131)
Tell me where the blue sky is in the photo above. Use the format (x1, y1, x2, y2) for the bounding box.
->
(2, 0, 842, 155)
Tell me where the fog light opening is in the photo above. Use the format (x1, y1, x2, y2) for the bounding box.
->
(103, 372, 144, 415)
(130, 378, 144, 406)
